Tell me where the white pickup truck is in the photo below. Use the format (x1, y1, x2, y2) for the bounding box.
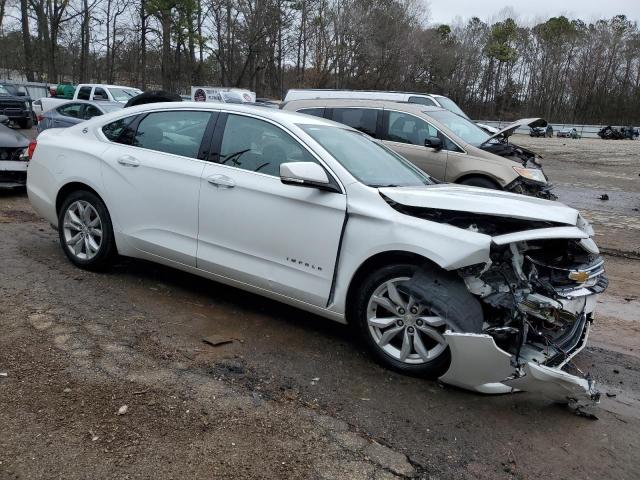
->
(34, 84, 143, 115)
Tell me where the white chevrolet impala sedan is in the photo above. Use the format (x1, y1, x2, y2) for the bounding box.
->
(27, 103, 607, 404)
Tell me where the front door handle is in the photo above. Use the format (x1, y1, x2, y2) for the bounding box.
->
(207, 174, 235, 188)
(117, 155, 140, 167)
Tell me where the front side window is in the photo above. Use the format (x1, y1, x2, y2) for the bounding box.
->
(300, 124, 432, 188)
(133, 111, 212, 158)
(77, 87, 92, 100)
(331, 108, 378, 138)
(384, 111, 437, 146)
(220, 114, 317, 177)
(93, 87, 108, 100)
(102, 116, 138, 144)
(58, 103, 84, 118)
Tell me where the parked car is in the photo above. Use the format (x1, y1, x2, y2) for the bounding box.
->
(27, 102, 605, 405)
(282, 99, 555, 199)
(0, 83, 34, 129)
(0, 116, 30, 187)
(37, 84, 143, 114)
(37, 101, 123, 132)
(557, 127, 579, 139)
(529, 125, 553, 137)
(284, 88, 470, 117)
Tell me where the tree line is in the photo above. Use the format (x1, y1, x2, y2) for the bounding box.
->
(0, 0, 638, 124)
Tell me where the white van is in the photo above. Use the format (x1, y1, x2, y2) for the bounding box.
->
(191, 86, 256, 103)
(283, 89, 470, 119)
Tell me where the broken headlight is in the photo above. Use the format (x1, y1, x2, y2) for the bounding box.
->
(513, 166, 547, 184)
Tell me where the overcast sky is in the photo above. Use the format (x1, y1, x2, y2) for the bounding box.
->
(428, 0, 639, 25)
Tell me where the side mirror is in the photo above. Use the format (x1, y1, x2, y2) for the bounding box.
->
(94, 95, 106, 100)
(280, 162, 338, 192)
(425, 136, 442, 150)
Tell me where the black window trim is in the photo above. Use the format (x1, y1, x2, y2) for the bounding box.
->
(209, 110, 345, 194)
(101, 109, 219, 161)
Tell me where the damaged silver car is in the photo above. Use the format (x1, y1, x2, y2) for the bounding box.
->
(28, 104, 605, 406)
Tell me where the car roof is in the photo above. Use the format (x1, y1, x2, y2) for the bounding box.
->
(96, 101, 339, 130)
(283, 98, 447, 114)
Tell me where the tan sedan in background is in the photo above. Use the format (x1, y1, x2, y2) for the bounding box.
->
(282, 99, 555, 198)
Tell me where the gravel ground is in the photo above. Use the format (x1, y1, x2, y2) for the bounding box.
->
(1, 134, 639, 479)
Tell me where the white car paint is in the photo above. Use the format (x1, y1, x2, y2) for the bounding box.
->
(26, 103, 604, 402)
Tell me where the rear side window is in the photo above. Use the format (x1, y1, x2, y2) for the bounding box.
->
(384, 111, 436, 145)
(102, 116, 138, 144)
(331, 108, 378, 137)
(83, 105, 102, 119)
(408, 96, 436, 106)
(133, 111, 212, 158)
(77, 86, 92, 100)
(297, 107, 324, 118)
(57, 103, 83, 118)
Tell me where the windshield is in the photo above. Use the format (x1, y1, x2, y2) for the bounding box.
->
(100, 103, 124, 113)
(434, 96, 470, 120)
(428, 109, 492, 147)
(300, 124, 432, 187)
(0, 85, 11, 95)
(108, 88, 139, 102)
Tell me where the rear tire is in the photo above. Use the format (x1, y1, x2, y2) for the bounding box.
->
(459, 176, 501, 190)
(57, 190, 116, 271)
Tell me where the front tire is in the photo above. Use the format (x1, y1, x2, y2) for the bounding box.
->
(352, 264, 452, 378)
(58, 190, 116, 270)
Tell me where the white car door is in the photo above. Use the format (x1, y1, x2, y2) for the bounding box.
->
(100, 110, 216, 266)
(197, 112, 347, 307)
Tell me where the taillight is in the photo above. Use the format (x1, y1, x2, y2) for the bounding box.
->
(28, 139, 37, 160)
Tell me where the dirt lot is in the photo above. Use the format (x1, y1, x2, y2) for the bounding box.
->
(1, 135, 640, 479)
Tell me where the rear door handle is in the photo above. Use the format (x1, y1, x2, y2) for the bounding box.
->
(207, 174, 235, 188)
(117, 155, 140, 167)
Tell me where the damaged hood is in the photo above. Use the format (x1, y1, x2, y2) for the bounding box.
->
(380, 184, 578, 226)
(0, 123, 30, 148)
(481, 118, 547, 145)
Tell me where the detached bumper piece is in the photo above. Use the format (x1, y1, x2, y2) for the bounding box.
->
(440, 330, 599, 407)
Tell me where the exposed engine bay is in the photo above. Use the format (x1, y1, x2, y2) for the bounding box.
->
(381, 188, 607, 408)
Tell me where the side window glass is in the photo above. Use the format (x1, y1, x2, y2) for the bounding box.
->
(297, 107, 324, 118)
(332, 108, 378, 137)
(385, 111, 436, 146)
(102, 116, 138, 145)
(408, 96, 436, 106)
(93, 87, 108, 100)
(133, 111, 211, 158)
(77, 87, 91, 100)
(58, 103, 83, 118)
(220, 114, 317, 177)
(84, 105, 102, 119)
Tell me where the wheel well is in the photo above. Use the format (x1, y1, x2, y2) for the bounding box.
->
(344, 251, 435, 324)
(55, 182, 102, 214)
(454, 174, 501, 189)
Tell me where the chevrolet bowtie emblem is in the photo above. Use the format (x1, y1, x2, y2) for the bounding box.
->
(568, 271, 590, 283)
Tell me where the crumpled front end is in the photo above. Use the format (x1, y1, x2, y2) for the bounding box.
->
(443, 229, 607, 406)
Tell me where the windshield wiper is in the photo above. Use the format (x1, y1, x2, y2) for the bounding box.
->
(220, 149, 250, 166)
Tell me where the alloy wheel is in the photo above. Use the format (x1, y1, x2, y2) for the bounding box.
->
(62, 200, 103, 261)
(366, 276, 447, 364)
